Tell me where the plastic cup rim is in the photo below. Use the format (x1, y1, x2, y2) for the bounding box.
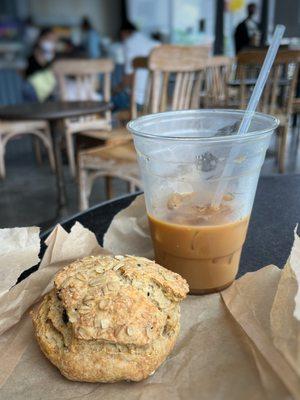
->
(127, 109, 279, 143)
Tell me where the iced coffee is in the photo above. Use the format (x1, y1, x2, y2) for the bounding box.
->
(127, 109, 278, 294)
(148, 193, 249, 294)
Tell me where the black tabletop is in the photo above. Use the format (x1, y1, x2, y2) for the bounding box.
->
(41, 174, 300, 277)
(0, 100, 111, 121)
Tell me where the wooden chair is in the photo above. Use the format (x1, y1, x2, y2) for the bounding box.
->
(78, 57, 148, 210)
(78, 45, 209, 210)
(236, 49, 300, 172)
(0, 119, 55, 179)
(0, 69, 55, 178)
(202, 56, 234, 108)
(78, 141, 140, 210)
(53, 59, 114, 177)
(292, 68, 300, 122)
(148, 44, 209, 112)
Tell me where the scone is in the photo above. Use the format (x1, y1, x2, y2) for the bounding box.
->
(31, 255, 189, 382)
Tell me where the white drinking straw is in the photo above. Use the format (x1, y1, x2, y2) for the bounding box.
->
(212, 24, 285, 207)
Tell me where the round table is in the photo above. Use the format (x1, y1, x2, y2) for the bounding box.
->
(0, 100, 111, 218)
(41, 174, 300, 277)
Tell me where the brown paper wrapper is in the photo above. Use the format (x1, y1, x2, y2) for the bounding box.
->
(104, 195, 154, 258)
(270, 230, 300, 377)
(0, 222, 108, 388)
(0, 196, 300, 399)
(0, 226, 40, 295)
(222, 266, 298, 399)
(0, 222, 106, 336)
(0, 288, 278, 399)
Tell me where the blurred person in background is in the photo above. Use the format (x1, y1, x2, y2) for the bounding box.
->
(25, 28, 57, 78)
(112, 20, 160, 111)
(25, 28, 57, 102)
(234, 3, 260, 54)
(151, 31, 164, 42)
(23, 17, 40, 54)
(108, 38, 125, 88)
(80, 16, 101, 59)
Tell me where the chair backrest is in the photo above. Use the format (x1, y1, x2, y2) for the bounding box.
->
(53, 58, 114, 102)
(203, 56, 233, 107)
(147, 45, 209, 113)
(236, 49, 300, 115)
(130, 56, 148, 119)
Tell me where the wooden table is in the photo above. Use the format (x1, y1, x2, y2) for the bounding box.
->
(0, 101, 111, 218)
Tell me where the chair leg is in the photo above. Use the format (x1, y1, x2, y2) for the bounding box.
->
(65, 131, 76, 178)
(129, 181, 136, 193)
(33, 137, 42, 165)
(278, 125, 288, 173)
(0, 143, 5, 179)
(33, 126, 55, 172)
(78, 166, 90, 211)
(105, 176, 113, 199)
(41, 132, 55, 172)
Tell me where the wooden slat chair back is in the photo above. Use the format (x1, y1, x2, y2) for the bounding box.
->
(203, 56, 234, 108)
(148, 45, 210, 113)
(54, 58, 113, 102)
(53, 58, 114, 177)
(236, 49, 300, 172)
(236, 50, 300, 115)
(78, 56, 148, 209)
(130, 56, 148, 119)
(0, 69, 55, 178)
(78, 46, 212, 209)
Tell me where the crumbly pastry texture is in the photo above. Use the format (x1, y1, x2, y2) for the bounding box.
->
(31, 255, 189, 382)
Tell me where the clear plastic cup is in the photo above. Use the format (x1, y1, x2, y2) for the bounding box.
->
(127, 110, 279, 294)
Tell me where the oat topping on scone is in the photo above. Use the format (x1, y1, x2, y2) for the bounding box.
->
(31, 255, 188, 383)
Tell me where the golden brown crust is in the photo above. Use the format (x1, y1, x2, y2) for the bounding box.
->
(31, 255, 188, 382)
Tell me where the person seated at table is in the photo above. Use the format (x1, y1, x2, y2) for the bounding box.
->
(112, 20, 160, 111)
(234, 3, 260, 54)
(80, 16, 102, 59)
(25, 28, 57, 102)
(25, 28, 57, 78)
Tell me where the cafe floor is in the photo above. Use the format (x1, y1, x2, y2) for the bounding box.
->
(0, 128, 299, 229)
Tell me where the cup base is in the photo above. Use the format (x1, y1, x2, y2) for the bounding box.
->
(189, 279, 234, 295)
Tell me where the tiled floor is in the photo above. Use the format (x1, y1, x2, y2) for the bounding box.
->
(0, 127, 299, 229)
(0, 136, 127, 229)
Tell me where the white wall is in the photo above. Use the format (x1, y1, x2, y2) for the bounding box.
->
(172, 0, 215, 44)
(127, 0, 171, 35)
(127, 0, 215, 44)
